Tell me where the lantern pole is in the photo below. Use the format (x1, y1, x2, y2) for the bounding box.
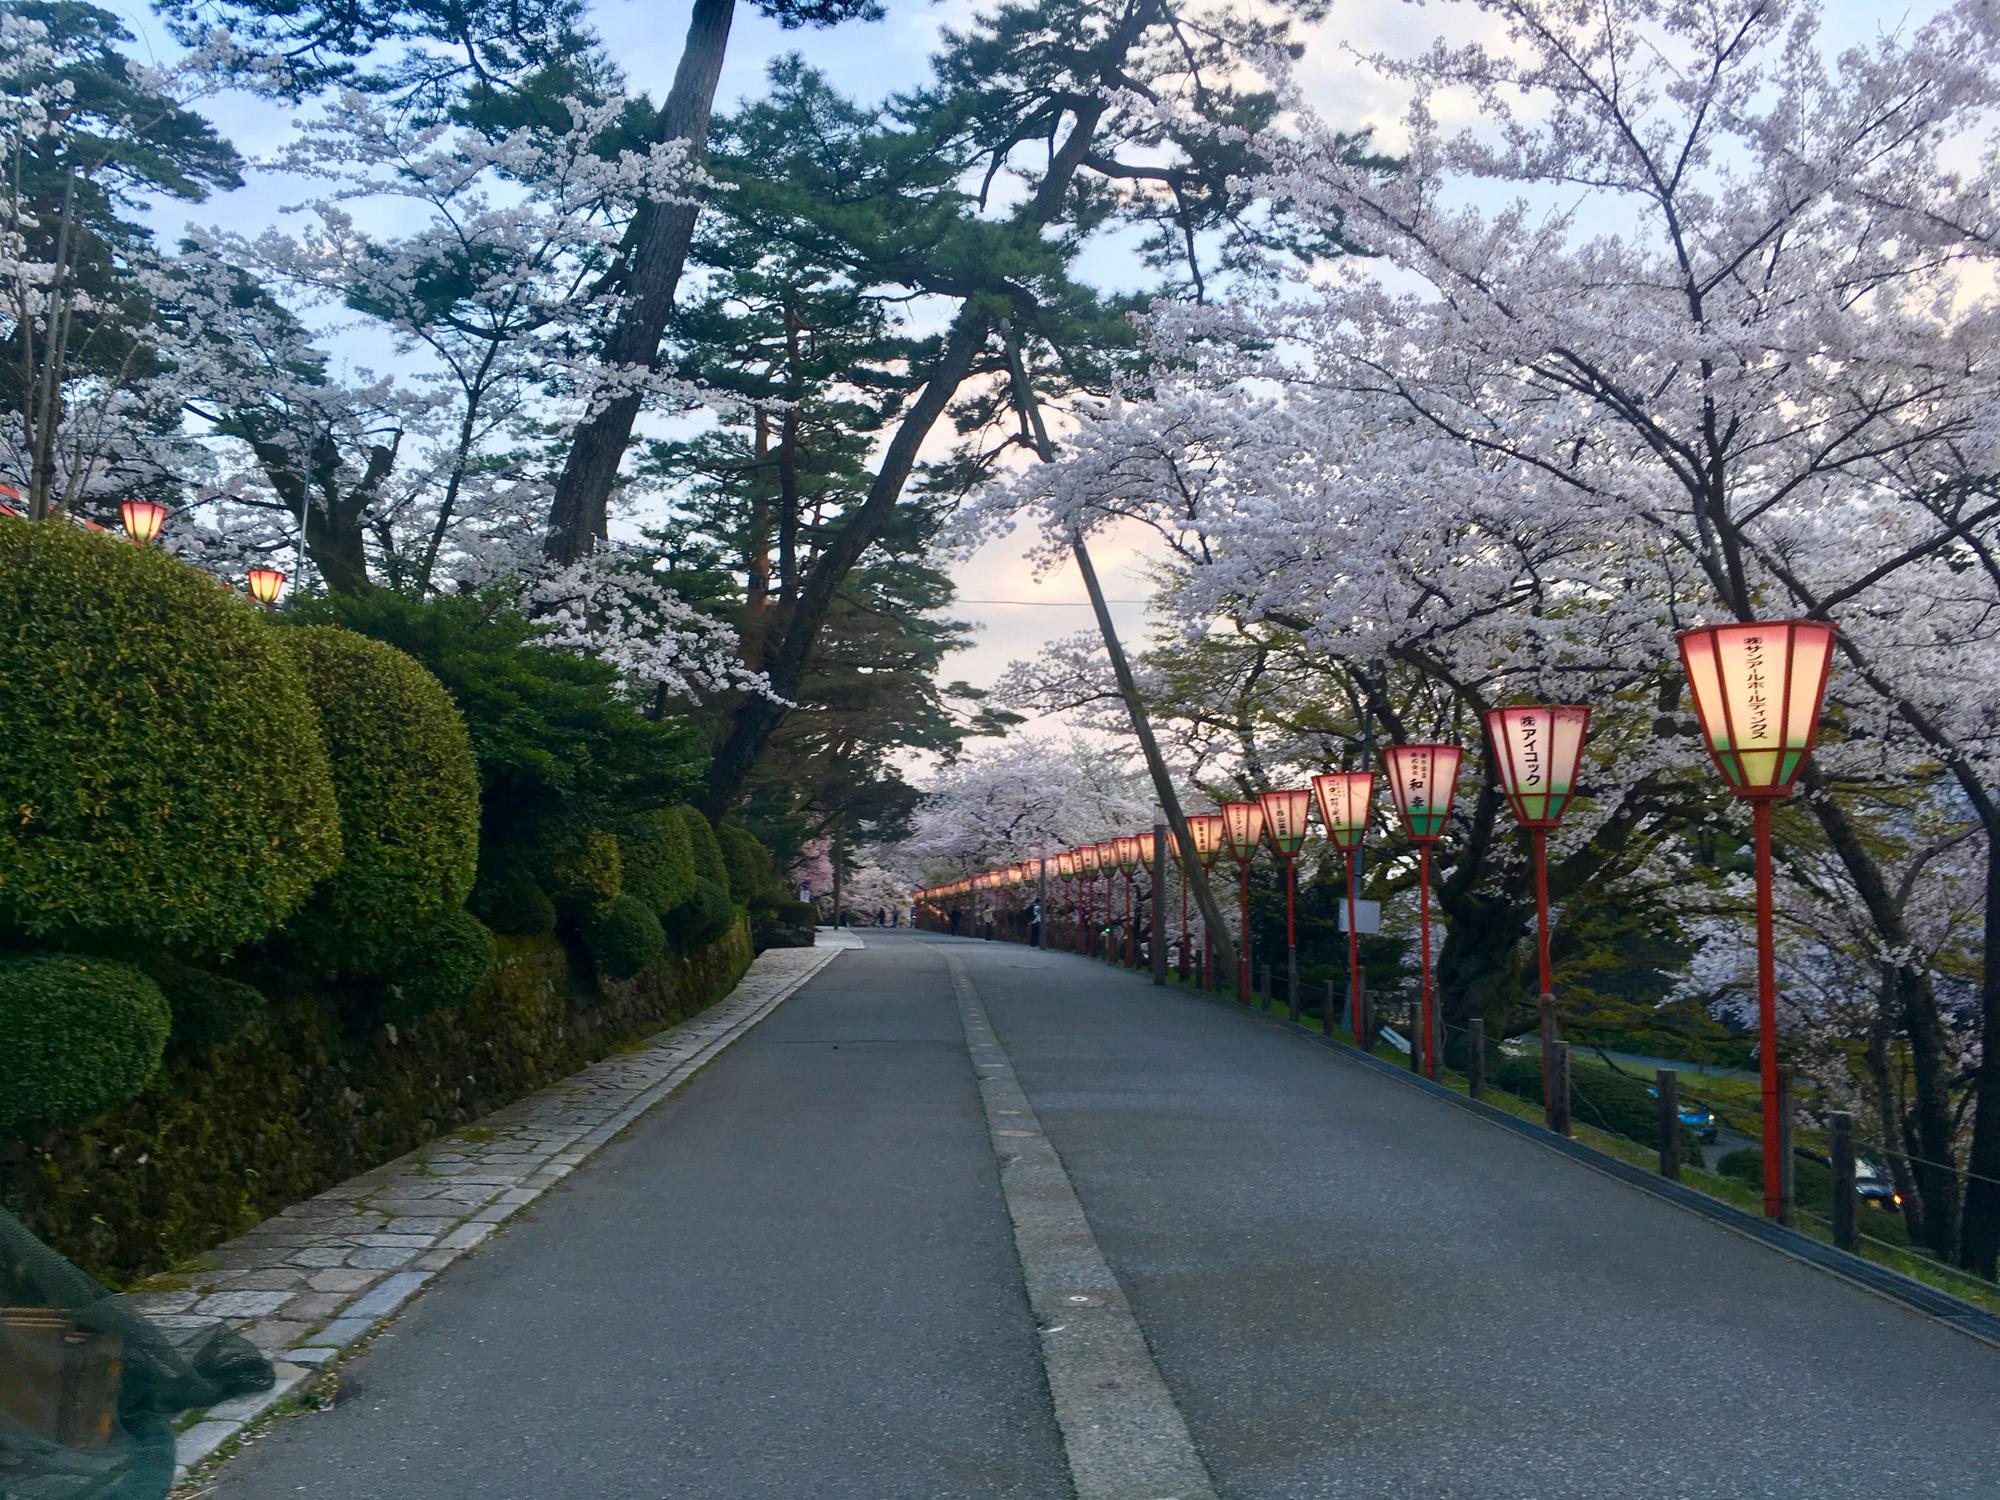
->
(1753, 799, 1783, 1219)
(1283, 852, 1297, 1015)
(1344, 849, 1362, 1038)
(1125, 864, 1135, 968)
(1534, 824, 1554, 1102)
(1237, 854, 1252, 1005)
(1037, 858, 1049, 950)
(1417, 844, 1435, 1075)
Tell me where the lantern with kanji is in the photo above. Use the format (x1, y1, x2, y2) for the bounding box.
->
(1678, 621, 1836, 1220)
(1382, 748, 1463, 1077)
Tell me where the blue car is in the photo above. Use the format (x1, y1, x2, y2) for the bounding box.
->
(1646, 1087, 1719, 1143)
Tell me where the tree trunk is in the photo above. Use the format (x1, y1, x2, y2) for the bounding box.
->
(542, 0, 736, 565)
(1962, 827, 2000, 1276)
(699, 307, 993, 816)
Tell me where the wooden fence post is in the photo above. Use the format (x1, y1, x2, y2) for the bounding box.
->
(1830, 1110, 1857, 1252)
(1656, 1069, 1680, 1181)
(1467, 1018, 1485, 1099)
(1548, 1041, 1572, 1136)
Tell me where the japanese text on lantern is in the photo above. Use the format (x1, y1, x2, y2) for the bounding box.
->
(1744, 633, 1768, 741)
(1521, 714, 1542, 786)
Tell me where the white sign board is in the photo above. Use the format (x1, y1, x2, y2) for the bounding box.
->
(1337, 898, 1382, 935)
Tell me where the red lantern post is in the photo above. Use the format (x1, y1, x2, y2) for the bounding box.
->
(1095, 841, 1119, 961)
(1079, 843, 1101, 957)
(1220, 801, 1265, 1004)
(1135, 830, 1157, 970)
(1258, 789, 1311, 1015)
(1188, 813, 1226, 987)
(1382, 746, 1464, 1076)
(1312, 773, 1374, 1042)
(1114, 835, 1138, 966)
(1679, 621, 1836, 1221)
(1484, 704, 1591, 1104)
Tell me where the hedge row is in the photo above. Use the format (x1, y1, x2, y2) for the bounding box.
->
(0, 923, 753, 1285)
(0, 520, 789, 1155)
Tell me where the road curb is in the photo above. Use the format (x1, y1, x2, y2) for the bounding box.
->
(946, 954, 1219, 1500)
(1043, 943, 2000, 1354)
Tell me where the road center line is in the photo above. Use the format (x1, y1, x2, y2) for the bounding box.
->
(945, 953, 1219, 1500)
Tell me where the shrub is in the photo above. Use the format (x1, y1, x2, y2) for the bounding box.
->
(0, 954, 170, 1133)
(0, 519, 341, 951)
(146, 959, 266, 1054)
(778, 899, 818, 928)
(548, 827, 623, 913)
(663, 877, 734, 952)
(581, 893, 667, 980)
(676, 807, 729, 896)
(279, 626, 481, 976)
(619, 810, 696, 917)
(380, 910, 498, 1023)
(301, 590, 704, 833)
(1490, 1051, 1705, 1169)
(468, 853, 557, 937)
(1716, 1147, 1835, 1212)
(716, 822, 773, 908)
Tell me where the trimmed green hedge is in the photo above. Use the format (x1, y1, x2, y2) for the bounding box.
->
(619, 809, 696, 917)
(1717, 1146, 1836, 1212)
(2, 922, 753, 1284)
(469, 852, 557, 937)
(0, 954, 170, 1133)
(677, 807, 729, 896)
(581, 893, 667, 980)
(279, 626, 481, 976)
(146, 958, 266, 1055)
(663, 877, 733, 951)
(549, 827, 623, 913)
(717, 822, 773, 908)
(381, 910, 498, 1022)
(0, 518, 341, 951)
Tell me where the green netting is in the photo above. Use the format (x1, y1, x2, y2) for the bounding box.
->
(0, 1207, 272, 1499)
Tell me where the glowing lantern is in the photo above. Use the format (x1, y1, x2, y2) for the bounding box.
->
(120, 500, 167, 546)
(246, 567, 286, 607)
(1310, 773, 1374, 852)
(1678, 623, 1835, 797)
(1220, 801, 1265, 862)
(1485, 705, 1590, 828)
(1383, 745, 1462, 843)
(1189, 813, 1227, 868)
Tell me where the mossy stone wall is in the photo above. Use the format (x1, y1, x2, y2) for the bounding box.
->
(0, 921, 752, 1286)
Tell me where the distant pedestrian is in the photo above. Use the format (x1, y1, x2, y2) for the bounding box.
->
(876, 906, 887, 927)
(949, 906, 962, 936)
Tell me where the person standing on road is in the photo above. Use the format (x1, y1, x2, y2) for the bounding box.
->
(949, 905, 962, 936)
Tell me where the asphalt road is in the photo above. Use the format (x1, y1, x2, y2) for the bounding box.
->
(205, 932, 2000, 1499)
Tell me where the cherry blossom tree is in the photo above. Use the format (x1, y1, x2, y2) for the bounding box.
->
(979, 0, 2000, 1264)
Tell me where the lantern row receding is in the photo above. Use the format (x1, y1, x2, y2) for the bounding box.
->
(930, 619, 1829, 1225)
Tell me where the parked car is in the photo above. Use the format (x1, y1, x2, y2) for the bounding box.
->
(1855, 1160, 1903, 1213)
(1646, 1086, 1719, 1142)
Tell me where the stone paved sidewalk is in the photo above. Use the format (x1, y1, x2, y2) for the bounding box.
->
(143, 943, 845, 1477)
